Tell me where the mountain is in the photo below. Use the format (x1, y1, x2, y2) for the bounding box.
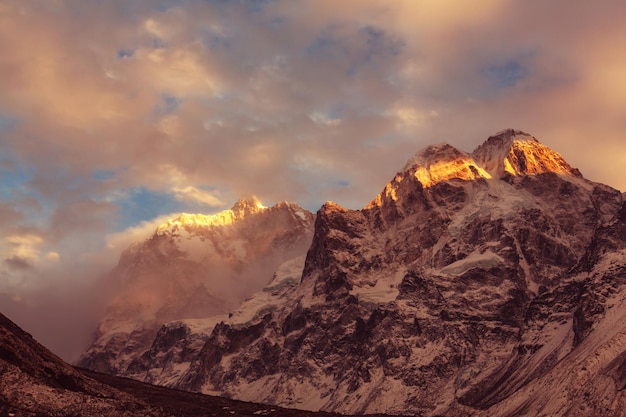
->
(0, 311, 371, 417)
(77, 198, 315, 384)
(78, 129, 626, 416)
(172, 129, 625, 416)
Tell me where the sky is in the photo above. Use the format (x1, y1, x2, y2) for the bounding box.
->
(1, 0, 626, 360)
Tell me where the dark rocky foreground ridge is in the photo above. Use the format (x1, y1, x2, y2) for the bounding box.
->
(78, 129, 626, 416)
(0, 311, 382, 417)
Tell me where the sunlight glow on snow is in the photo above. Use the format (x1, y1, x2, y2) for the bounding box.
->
(474, 131, 578, 179)
(156, 197, 266, 233)
(413, 158, 491, 188)
(503, 140, 574, 176)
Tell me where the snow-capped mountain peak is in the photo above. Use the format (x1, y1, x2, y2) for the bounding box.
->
(402, 142, 491, 188)
(79, 198, 315, 376)
(472, 128, 581, 179)
(155, 213, 230, 234)
(156, 197, 267, 235)
(230, 196, 266, 218)
(321, 200, 349, 213)
(400, 129, 581, 190)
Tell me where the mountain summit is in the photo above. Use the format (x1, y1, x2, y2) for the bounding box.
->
(473, 129, 582, 179)
(230, 196, 266, 217)
(398, 129, 580, 191)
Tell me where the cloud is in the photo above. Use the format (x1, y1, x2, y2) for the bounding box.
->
(387, 106, 439, 129)
(46, 252, 60, 261)
(1, 281, 107, 362)
(172, 186, 224, 207)
(4, 234, 44, 262)
(0, 202, 23, 227)
(3, 255, 34, 271)
(3, 0, 622, 207)
(0, 0, 625, 360)
(105, 212, 180, 252)
(309, 111, 341, 127)
(49, 200, 119, 241)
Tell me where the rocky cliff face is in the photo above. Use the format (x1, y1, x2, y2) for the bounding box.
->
(77, 198, 315, 384)
(466, 200, 626, 417)
(171, 129, 626, 416)
(1, 311, 361, 417)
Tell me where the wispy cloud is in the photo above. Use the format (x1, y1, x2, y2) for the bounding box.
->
(106, 212, 180, 252)
(172, 186, 224, 207)
(3, 255, 34, 271)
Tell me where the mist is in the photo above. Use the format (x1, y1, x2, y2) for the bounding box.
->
(1, 281, 109, 362)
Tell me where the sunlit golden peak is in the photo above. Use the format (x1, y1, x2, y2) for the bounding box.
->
(156, 212, 234, 233)
(322, 200, 348, 213)
(156, 197, 268, 234)
(230, 196, 266, 218)
(403, 143, 491, 188)
(473, 129, 581, 178)
(157, 211, 238, 233)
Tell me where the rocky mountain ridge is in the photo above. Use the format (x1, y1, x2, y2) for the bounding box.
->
(1, 309, 167, 416)
(79, 129, 626, 416)
(1, 310, 367, 417)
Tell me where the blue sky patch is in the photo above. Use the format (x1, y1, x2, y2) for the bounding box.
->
(207, 0, 274, 14)
(114, 187, 186, 229)
(0, 163, 34, 201)
(153, 95, 181, 115)
(91, 169, 116, 181)
(485, 60, 530, 88)
(0, 114, 18, 132)
(117, 49, 134, 59)
(361, 25, 404, 58)
(152, 38, 168, 49)
(307, 24, 404, 77)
